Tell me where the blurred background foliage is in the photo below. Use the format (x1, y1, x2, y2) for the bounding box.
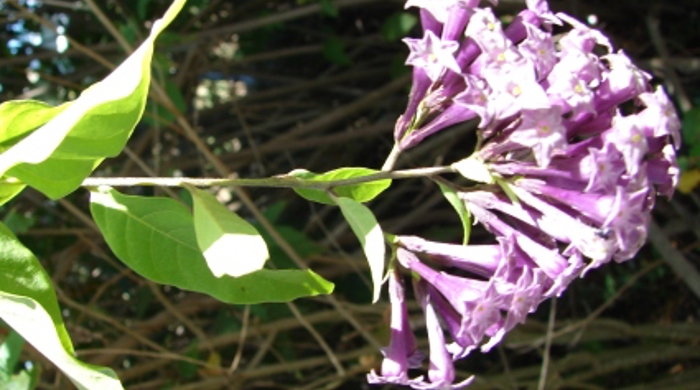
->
(1, 0, 699, 389)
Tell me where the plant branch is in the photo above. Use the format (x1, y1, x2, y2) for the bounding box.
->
(78, 165, 455, 189)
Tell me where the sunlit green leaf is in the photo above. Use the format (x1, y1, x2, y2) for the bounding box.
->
(0, 330, 24, 383)
(0, 100, 68, 148)
(0, 223, 71, 352)
(89, 187, 334, 303)
(188, 185, 269, 278)
(290, 167, 391, 205)
(437, 182, 471, 245)
(333, 196, 385, 303)
(0, 292, 123, 390)
(0, 0, 187, 199)
(0, 179, 25, 207)
(0, 223, 122, 389)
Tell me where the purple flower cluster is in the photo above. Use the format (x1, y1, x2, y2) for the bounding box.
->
(371, 0, 680, 388)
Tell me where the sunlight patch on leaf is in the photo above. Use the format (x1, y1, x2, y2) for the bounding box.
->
(187, 185, 269, 278)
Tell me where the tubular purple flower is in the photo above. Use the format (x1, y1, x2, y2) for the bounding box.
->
(397, 235, 502, 277)
(368, 268, 425, 386)
(374, 0, 681, 387)
(404, 30, 461, 82)
(413, 279, 475, 389)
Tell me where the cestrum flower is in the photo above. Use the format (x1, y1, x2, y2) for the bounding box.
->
(371, 0, 680, 388)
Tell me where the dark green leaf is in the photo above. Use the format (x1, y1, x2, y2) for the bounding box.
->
(323, 36, 351, 66)
(381, 12, 418, 41)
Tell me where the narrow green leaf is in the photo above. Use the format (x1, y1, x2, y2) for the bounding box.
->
(290, 167, 391, 205)
(0, 223, 122, 389)
(0, 292, 123, 390)
(0, 0, 187, 199)
(187, 185, 269, 278)
(437, 182, 471, 245)
(333, 196, 385, 303)
(0, 100, 68, 148)
(89, 187, 334, 303)
(496, 177, 520, 206)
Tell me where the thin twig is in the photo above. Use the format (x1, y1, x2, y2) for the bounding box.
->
(647, 221, 700, 300)
(56, 286, 184, 357)
(645, 14, 692, 112)
(148, 282, 216, 354)
(285, 301, 346, 376)
(538, 297, 557, 390)
(83, 0, 134, 54)
(229, 305, 250, 373)
(75, 348, 218, 369)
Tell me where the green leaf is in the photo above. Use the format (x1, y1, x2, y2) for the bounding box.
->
(320, 0, 338, 17)
(2, 209, 36, 235)
(3, 366, 38, 390)
(187, 185, 269, 278)
(0, 330, 24, 382)
(0, 0, 187, 199)
(142, 78, 186, 127)
(89, 187, 334, 304)
(0, 100, 68, 148)
(137, 0, 153, 21)
(322, 36, 351, 66)
(0, 223, 71, 352)
(496, 177, 520, 206)
(0, 179, 25, 207)
(289, 167, 391, 205)
(437, 182, 471, 245)
(0, 223, 122, 389)
(681, 106, 700, 151)
(381, 12, 418, 41)
(0, 292, 123, 390)
(333, 196, 385, 303)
